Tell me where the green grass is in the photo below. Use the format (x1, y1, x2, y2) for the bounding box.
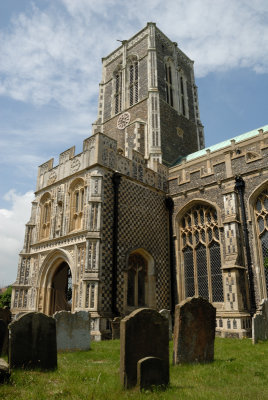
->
(1, 338, 268, 400)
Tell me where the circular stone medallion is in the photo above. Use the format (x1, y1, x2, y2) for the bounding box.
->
(117, 112, 130, 130)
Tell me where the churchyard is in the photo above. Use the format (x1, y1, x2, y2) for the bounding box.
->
(1, 299, 268, 399)
(0, 338, 268, 399)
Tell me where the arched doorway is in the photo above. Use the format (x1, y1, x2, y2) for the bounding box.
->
(49, 261, 72, 315)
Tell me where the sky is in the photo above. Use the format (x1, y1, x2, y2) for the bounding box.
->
(0, 0, 267, 287)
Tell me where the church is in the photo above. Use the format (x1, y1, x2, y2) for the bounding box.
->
(11, 23, 268, 340)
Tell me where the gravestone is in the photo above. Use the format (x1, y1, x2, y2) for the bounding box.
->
(173, 297, 216, 364)
(0, 358, 10, 384)
(53, 311, 91, 351)
(252, 299, 268, 344)
(159, 309, 172, 340)
(0, 320, 7, 356)
(120, 308, 169, 389)
(0, 308, 11, 356)
(111, 317, 121, 340)
(137, 356, 169, 391)
(9, 312, 57, 369)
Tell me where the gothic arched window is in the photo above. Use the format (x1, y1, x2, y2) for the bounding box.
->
(40, 192, 52, 240)
(127, 253, 147, 307)
(70, 178, 85, 231)
(165, 63, 174, 107)
(114, 70, 122, 114)
(177, 71, 188, 118)
(254, 188, 268, 294)
(129, 60, 138, 106)
(180, 204, 223, 302)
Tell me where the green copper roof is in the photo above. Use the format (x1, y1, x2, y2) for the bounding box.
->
(172, 124, 268, 166)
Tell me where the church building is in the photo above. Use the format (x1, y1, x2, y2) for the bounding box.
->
(11, 23, 268, 340)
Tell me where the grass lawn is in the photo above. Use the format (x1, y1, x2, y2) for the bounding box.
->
(1, 338, 268, 400)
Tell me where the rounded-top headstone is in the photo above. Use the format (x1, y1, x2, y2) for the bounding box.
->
(120, 308, 169, 389)
(173, 297, 216, 364)
(9, 312, 57, 369)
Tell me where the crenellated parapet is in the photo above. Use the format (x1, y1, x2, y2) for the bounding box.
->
(37, 132, 168, 193)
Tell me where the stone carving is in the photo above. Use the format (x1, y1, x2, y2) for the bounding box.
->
(159, 309, 172, 340)
(71, 158, 81, 172)
(173, 297, 216, 364)
(137, 356, 169, 391)
(117, 112, 130, 130)
(9, 312, 57, 369)
(47, 171, 57, 185)
(53, 311, 91, 351)
(120, 308, 169, 389)
(252, 299, 268, 344)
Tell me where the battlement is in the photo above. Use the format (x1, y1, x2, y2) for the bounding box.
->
(37, 132, 168, 193)
(169, 125, 268, 185)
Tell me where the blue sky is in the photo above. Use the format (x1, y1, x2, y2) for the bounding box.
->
(0, 0, 267, 286)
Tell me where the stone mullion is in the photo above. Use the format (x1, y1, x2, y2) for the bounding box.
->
(205, 225, 213, 303)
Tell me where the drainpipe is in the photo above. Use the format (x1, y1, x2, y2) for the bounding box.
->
(165, 196, 177, 318)
(235, 176, 256, 314)
(111, 172, 121, 316)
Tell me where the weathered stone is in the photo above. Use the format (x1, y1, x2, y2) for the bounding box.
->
(0, 358, 10, 384)
(0, 308, 11, 356)
(111, 317, 121, 340)
(159, 309, 172, 340)
(252, 299, 268, 344)
(137, 356, 169, 391)
(0, 320, 7, 356)
(9, 312, 57, 369)
(120, 308, 169, 389)
(53, 311, 90, 351)
(173, 297, 216, 364)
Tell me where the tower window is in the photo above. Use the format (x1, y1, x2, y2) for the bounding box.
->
(180, 77, 186, 116)
(165, 64, 173, 107)
(115, 72, 122, 114)
(129, 61, 138, 106)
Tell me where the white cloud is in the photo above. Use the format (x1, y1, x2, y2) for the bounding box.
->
(0, 190, 34, 287)
(0, 0, 267, 112)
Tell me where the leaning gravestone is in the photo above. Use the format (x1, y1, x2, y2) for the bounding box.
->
(159, 309, 172, 340)
(252, 299, 268, 344)
(9, 312, 57, 369)
(0, 308, 11, 356)
(173, 297, 216, 364)
(53, 311, 91, 351)
(120, 308, 169, 389)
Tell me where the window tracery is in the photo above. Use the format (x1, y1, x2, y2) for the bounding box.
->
(40, 192, 52, 240)
(127, 253, 147, 307)
(114, 68, 122, 115)
(70, 178, 85, 231)
(129, 59, 139, 107)
(180, 204, 223, 302)
(254, 188, 268, 293)
(165, 63, 174, 107)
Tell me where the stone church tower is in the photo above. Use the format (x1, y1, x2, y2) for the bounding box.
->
(11, 22, 268, 340)
(93, 22, 204, 167)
